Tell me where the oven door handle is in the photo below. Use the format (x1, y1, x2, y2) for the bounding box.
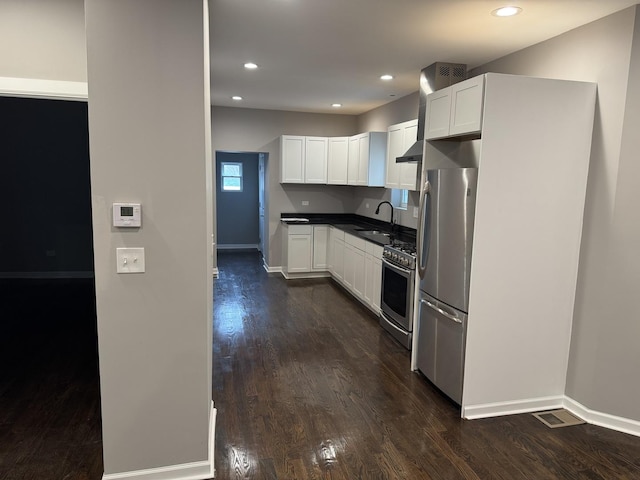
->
(382, 257, 412, 275)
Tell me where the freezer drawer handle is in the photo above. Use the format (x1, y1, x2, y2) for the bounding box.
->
(420, 299, 463, 324)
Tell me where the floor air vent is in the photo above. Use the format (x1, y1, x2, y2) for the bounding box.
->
(532, 409, 586, 428)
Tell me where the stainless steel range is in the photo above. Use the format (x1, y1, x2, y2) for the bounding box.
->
(380, 240, 416, 349)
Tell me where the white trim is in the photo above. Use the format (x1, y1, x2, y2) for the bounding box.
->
(281, 271, 332, 280)
(564, 396, 640, 438)
(0, 77, 88, 101)
(462, 395, 564, 420)
(102, 461, 212, 480)
(263, 263, 282, 274)
(216, 244, 259, 250)
(209, 401, 217, 478)
(212, 268, 219, 278)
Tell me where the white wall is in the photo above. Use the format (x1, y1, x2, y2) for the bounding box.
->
(211, 106, 358, 267)
(472, 6, 640, 422)
(0, 0, 86, 81)
(86, 0, 212, 476)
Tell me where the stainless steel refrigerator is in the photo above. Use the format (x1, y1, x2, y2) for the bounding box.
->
(416, 167, 478, 405)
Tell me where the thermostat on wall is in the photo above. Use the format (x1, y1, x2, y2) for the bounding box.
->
(113, 203, 141, 227)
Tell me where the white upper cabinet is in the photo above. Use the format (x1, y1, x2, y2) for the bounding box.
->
(280, 135, 328, 184)
(327, 137, 349, 185)
(304, 136, 328, 184)
(385, 119, 419, 191)
(280, 135, 305, 183)
(425, 75, 485, 140)
(347, 132, 386, 186)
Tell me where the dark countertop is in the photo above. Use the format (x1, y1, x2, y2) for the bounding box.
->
(280, 213, 416, 247)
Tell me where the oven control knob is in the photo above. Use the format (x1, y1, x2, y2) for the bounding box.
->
(402, 258, 408, 266)
(392, 253, 398, 261)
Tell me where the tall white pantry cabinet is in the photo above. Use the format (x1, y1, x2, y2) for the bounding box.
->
(415, 73, 597, 419)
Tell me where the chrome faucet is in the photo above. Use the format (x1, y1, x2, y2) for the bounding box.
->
(375, 201, 394, 231)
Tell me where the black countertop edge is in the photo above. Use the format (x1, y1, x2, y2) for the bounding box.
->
(280, 213, 417, 246)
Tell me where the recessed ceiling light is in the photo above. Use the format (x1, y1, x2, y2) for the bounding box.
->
(380, 74, 394, 81)
(492, 6, 522, 17)
(332, 103, 342, 108)
(244, 62, 258, 69)
(232, 96, 243, 101)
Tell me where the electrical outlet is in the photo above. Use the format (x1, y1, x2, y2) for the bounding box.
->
(413, 206, 419, 218)
(366, 203, 369, 209)
(302, 200, 309, 206)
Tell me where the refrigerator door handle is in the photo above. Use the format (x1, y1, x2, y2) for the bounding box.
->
(417, 180, 431, 279)
(420, 298, 463, 324)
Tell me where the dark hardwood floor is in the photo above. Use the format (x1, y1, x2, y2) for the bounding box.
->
(213, 251, 640, 480)
(0, 278, 103, 480)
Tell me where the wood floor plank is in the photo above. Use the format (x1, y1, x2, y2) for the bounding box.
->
(213, 251, 640, 480)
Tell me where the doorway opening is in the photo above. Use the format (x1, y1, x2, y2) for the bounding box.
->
(215, 151, 268, 260)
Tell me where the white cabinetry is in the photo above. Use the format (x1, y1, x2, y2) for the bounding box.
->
(425, 75, 484, 140)
(327, 137, 349, 185)
(343, 233, 366, 300)
(332, 228, 345, 281)
(417, 73, 598, 419)
(280, 135, 328, 184)
(282, 224, 312, 275)
(312, 225, 328, 270)
(385, 119, 419, 191)
(364, 242, 383, 313)
(347, 132, 387, 186)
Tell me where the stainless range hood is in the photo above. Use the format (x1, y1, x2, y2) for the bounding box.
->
(396, 62, 467, 163)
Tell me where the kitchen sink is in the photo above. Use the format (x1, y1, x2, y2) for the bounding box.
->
(357, 230, 390, 237)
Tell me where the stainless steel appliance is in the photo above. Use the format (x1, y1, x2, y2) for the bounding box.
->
(416, 167, 478, 405)
(380, 241, 416, 349)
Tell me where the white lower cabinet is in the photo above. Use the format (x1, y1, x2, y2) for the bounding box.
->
(312, 225, 328, 270)
(282, 223, 382, 314)
(364, 242, 383, 314)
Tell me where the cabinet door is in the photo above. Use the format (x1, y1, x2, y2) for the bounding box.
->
(357, 134, 370, 186)
(352, 246, 366, 299)
(371, 257, 382, 313)
(385, 124, 404, 189)
(347, 135, 360, 185)
(312, 225, 328, 270)
(327, 137, 349, 185)
(399, 121, 419, 191)
(449, 75, 484, 137)
(280, 135, 305, 183)
(327, 227, 335, 273)
(288, 235, 311, 273)
(333, 238, 344, 281)
(364, 253, 374, 306)
(425, 90, 452, 140)
(304, 136, 328, 184)
(343, 243, 355, 289)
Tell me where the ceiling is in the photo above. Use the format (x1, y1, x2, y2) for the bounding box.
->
(210, 0, 638, 115)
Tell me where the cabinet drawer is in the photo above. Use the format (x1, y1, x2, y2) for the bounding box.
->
(288, 224, 312, 235)
(345, 232, 366, 251)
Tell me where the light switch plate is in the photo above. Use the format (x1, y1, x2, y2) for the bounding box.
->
(413, 206, 419, 218)
(116, 247, 145, 273)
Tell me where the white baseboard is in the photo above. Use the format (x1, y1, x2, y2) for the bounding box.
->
(102, 403, 217, 480)
(263, 262, 282, 274)
(281, 271, 332, 280)
(212, 268, 219, 278)
(463, 395, 640, 438)
(462, 395, 564, 420)
(564, 396, 640, 438)
(102, 461, 212, 480)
